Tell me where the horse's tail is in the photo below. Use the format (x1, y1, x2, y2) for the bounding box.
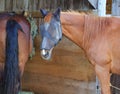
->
(3, 19, 23, 94)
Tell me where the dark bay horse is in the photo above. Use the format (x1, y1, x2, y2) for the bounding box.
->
(40, 8, 120, 94)
(0, 12, 32, 94)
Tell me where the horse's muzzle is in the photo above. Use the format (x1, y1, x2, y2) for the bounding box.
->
(41, 48, 53, 60)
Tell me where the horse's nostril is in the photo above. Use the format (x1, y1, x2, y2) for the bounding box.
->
(41, 49, 49, 58)
(41, 49, 46, 56)
(44, 51, 49, 58)
(41, 48, 53, 60)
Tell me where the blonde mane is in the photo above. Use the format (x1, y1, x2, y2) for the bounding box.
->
(83, 15, 112, 48)
(62, 10, 93, 15)
(61, 10, 87, 16)
(60, 11, 112, 49)
(61, 11, 86, 25)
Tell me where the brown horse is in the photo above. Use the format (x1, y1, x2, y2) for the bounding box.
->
(0, 12, 32, 94)
(40, 8, 120, 94)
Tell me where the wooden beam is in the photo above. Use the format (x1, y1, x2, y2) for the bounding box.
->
(23, 11, 43, 18)
(0, 11, 43, 18)
(98, 0, 107, 16)
(88, 0, 98, 9)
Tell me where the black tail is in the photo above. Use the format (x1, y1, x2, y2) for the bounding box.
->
(2, 19, 23, 94)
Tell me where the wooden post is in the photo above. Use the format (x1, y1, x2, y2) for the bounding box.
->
(69, 0, 73, 9)
(96, 76, 101, 94)
(97, 0, 107, 94)
(98, 0, 107, 16)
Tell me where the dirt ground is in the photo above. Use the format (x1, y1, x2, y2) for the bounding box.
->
(21, 35, 96, 94)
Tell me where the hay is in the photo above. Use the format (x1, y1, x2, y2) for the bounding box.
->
(27, 16, 38, 59)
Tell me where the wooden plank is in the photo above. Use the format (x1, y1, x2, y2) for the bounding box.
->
(69, 0, 73, 9)
(13, 0, 25, 11)
(5, 0, 13, 11)
(12, 0, 17, 11)
(22, 73, 96, 94)
(0, 0, 5, 11)
(0, 10, 42, 18)
(23, 0, 29, 11)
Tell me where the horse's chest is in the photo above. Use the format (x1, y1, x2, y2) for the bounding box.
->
(86, 43, 111, 66)
(110, 52, 120, 74)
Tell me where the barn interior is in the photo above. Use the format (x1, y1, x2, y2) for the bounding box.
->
(0, 0, 119, 94)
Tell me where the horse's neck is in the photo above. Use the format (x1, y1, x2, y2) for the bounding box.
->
(60, 12, 85, 48)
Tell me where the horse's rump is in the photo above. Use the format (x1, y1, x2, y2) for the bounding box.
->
(0, 12, 32, 94)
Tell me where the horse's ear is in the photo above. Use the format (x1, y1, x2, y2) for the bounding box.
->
(40, 9, 48, 17)
(54, 8, 61, 21)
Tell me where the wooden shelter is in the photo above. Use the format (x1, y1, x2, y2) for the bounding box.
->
(0, 0, 118, 94)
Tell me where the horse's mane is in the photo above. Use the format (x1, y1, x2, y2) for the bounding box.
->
(61, 11, 112, 48)
(62, 10, 93, 15)
(83, 15, 112, 48)
(61, 10, 88, 16)
(61, 11, 87, 25)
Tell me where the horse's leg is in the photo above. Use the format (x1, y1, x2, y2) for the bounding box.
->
(18, 30, 30, 91)
(0, 63, 4, 92)
(19, 62, 26, 76)
(95, 65, 111, 94)
(17, 61, 27, 91)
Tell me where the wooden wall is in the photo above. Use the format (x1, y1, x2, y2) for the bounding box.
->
(22, 36, 96, 94)
(0, 0, 94, 12)
(107, 0, 112, 14)
(0, 0, 112, 15)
